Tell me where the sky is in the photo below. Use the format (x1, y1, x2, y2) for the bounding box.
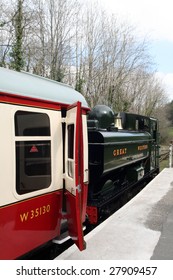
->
(99, 0, 173, 101)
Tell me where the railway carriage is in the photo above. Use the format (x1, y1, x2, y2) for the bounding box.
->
(0, 67, 89, 259)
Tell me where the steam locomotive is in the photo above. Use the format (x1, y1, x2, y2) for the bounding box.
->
(0, 67, 159, 259)
(87, 106, 159, 224)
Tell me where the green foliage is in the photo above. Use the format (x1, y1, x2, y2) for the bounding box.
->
(10, 0, 24, 71)
(55, 70, 64, 82)
(75, 78, 85, 93)
(160, 158, 169, 171)
(0, 21, 6, 27)
(166, 101, 173, 126)
(50, 67, 65, 82)
(10, 41, 24, 71)
(168, 127, 173, 139)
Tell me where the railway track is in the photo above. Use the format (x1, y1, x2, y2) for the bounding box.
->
(159, 151, 169, 162)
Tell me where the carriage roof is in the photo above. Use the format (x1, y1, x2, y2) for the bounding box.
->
(0, 67, 88, 108)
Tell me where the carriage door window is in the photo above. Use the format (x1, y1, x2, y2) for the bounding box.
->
(67, 124, 74, 178)
(15, 111, 51, 194)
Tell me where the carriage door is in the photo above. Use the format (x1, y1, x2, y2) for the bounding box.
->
(64, 101, 86, 250)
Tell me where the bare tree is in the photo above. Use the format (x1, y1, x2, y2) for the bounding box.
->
(0, 1, 14, 67)
(42, 0, 80, 81)
(0, 0, 168, 123)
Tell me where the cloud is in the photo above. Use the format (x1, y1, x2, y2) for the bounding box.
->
(99, 0, 173, 101)
(100, 0, 173, 42)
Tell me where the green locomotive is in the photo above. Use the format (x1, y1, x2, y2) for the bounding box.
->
(87, 105, 159, 224)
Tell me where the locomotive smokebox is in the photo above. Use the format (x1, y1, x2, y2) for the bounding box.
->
(88, 105, 115, 129)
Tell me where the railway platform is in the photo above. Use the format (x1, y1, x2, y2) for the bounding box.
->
(55, 168, 173, 260)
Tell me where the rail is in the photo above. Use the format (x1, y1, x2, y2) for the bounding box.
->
(159, 151, 169, 162)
